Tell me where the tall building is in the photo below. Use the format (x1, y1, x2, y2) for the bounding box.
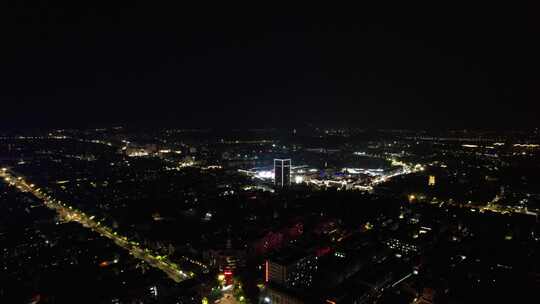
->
(261, 251, 318, 304)
(274, 159, 291, 187)
(265, 253, 318, 289)
(428, 175, 436, 186)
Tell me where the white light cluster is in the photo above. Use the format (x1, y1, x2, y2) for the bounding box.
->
(255, 170, 274, 180)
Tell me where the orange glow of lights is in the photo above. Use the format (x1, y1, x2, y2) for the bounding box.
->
(326, 300, 337, 304)
(99, 261, 110, 267)
(265, 260, 269, 282)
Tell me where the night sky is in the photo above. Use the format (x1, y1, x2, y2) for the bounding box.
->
(0, 2, 535, 129)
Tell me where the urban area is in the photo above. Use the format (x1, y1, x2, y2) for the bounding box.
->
(1, 127, 539, 303)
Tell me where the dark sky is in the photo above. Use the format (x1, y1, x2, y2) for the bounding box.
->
(0, 2, 535, 130)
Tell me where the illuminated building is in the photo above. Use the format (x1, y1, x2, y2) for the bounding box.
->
(385, 226, 432, 257)
(428, 175, 436, 186)
(265, 252, 318, 289)
(263, 285, 305, 304)
(224, 269, 233, 286)
(413, 288, 435, 304)
(274, 159, 291, 188)
(385, 238, 419, 255)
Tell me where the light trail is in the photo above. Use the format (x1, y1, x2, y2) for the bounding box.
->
(1, 168, 200, 283)
(391, 272, 413, 288)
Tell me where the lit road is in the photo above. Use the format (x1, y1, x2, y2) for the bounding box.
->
(218, 294, 239, 304)
(415, 190, 539, 219)
(0, 168, 198, 283)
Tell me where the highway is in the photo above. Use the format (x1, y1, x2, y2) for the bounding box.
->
(0, 167, 196, 283)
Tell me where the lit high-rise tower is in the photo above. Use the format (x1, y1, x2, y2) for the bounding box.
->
(428, 175, 436, 186)
(274, 159, 291, 188)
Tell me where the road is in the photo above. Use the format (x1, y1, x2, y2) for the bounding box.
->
(0, 167, 198, 283)
(217, 294, 240, 304)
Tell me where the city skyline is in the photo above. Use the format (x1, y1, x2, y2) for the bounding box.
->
(1, 124, 539, 303)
